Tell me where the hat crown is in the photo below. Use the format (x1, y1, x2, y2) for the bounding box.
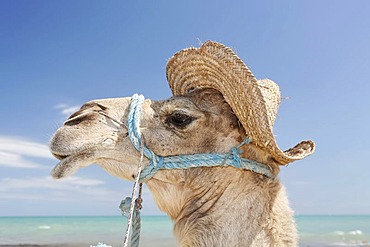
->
(166, 41, 315, 165)
(257, 79, 281, 126)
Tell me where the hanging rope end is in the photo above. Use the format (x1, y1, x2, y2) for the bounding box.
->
(119, 197, 133, 217)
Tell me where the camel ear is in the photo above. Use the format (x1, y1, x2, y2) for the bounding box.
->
(51, 155, 94, 179)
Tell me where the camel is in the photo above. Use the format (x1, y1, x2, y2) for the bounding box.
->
(50, 41, 315, 246)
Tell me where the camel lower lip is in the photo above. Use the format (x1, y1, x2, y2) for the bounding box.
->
(51, 152, 96, 179)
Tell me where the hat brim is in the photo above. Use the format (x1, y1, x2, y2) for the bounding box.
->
(166, 41, 315, 165)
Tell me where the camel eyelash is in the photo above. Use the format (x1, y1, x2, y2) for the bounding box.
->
(165, 111, 195, 128)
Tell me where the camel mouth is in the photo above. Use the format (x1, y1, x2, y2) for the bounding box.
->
(50, 149, 94, 163)
(50, 148, 81, 161)
(52, 152, 69, 160)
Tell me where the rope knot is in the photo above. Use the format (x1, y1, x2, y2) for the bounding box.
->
(229, 138, 251, 168)
(135, 198, 143, 211)
(231, 147, 243, 168)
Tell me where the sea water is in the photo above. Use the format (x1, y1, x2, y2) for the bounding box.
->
(297, 215, 370, 246)
(0, 215, 369, 246)
(0, 216, 175, 246)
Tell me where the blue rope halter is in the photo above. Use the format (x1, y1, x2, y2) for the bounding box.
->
(118, 94, 274, 247)
(128, 94, 274, 182)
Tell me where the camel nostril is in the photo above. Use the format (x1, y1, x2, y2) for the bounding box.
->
(64, 118, 83, 126)
(67, 110, 83, 121)
(64, 102, 109, 126)
(64, 112, 96, 126)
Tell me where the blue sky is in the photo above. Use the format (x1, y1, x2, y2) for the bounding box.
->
(1, 0, 370, 216)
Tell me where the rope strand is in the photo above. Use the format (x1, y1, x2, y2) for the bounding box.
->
(121, 130, 145, 247)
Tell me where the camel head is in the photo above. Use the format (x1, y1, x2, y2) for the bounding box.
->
(51, 88, 274, 182)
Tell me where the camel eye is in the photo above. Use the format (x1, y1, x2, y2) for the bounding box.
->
(166, 112, 194, 128)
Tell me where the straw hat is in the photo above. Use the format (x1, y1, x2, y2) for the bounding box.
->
(166, 41, 315, 165)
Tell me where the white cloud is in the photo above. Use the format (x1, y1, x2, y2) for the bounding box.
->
(0, 176, 125, 202)
(0, 136, 54, 168)
(0, 176, 103, 190)
(54, 103, 68, 109)
(54, 104, 80, 116)
(0, 137, 52, 159)
(62, 176, 105, 186)
(0, 151, 40, 168)
(61, 106, 80, 116)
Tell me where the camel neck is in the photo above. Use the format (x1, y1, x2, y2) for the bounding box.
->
(170, 169, 276, 246)
(147, 163, 297, 246)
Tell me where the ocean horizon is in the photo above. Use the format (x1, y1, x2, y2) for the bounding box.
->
(0, 215, 369, 247)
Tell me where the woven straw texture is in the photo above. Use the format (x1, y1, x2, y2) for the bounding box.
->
(166, 41, 315, 165)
